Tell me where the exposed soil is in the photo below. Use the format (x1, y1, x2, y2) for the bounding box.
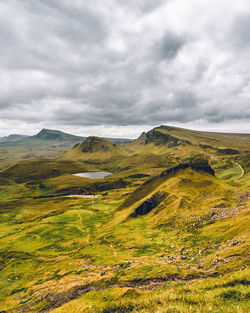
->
(65, 195, 99, 199)
(35, 272, 219, 313)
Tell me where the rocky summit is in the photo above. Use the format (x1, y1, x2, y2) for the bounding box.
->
(74, 136, 117, 153)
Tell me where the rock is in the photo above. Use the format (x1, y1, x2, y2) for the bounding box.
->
(217, 148, 240, 155)
(145, 128, 191, 147)
(228, 240, 245, 247)
(130, 191, 167, 217)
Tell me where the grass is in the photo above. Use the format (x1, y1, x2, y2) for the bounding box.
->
(0, 126, 249, 312)
(49, 270, 249, 313)
(0, 177, 248, 312)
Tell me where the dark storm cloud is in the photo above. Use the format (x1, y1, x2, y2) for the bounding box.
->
(0, 0, 249, 136)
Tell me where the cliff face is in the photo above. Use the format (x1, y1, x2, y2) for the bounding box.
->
(132, 132, 147, 145)
(145, 129, 191, 148)
(132, 127, 191, 148)
(130, 191, 168, 217)
(160, 157, 215, 177)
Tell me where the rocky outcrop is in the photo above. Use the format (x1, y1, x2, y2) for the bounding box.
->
(145, 129, 191, 147)
(75, 137, 117, 153)
(199, 144, 215, 149)
(127, 173, 150, 179)
(217, 148, 240, 155)
(130, 191, 167, 217)
(132, 132, 147, 145)
(189, 156, 215, 175)
(160, 157, 214, 177)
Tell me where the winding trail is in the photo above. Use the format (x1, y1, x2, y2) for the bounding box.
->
(234, 162, 244, 179)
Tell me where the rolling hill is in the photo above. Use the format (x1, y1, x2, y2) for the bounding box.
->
(0, 129, 132, 171)
(0, 134, 28, 143)
(0, 125, 249, 313)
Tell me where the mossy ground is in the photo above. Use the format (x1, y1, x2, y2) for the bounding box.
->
(0, 127, 249, 312)
(0, 166, 249, 312)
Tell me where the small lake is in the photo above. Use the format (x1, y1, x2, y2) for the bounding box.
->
(73, 172, 112, 179)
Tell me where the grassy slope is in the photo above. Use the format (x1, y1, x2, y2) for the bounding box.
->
(0, 140, 82, 171)
(0, 167, 249, 312)
(154, 125, 250, 150)
(0, 159, 91, 184)
(0, 126, 249, 312)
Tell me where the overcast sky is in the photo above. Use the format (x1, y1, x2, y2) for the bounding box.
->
(0, 0, 250, 138)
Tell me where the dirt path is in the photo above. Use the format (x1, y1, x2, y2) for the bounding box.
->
(37, 273, 217, 312)
(66, 195, 99, 199)
(234, 162, 244, 179)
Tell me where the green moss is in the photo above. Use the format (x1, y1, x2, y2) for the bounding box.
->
(0, 128, 249, 312)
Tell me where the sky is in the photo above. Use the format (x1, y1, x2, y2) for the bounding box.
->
(0, 0, 250, 138)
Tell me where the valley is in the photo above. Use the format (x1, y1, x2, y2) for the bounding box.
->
(0, 125, 249, 313)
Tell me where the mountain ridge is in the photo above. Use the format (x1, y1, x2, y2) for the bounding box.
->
(131, 125, 250, 150)
(32, 128, 84, 141)
(0, 134, 28, 143)
(0, 128, 132, 146)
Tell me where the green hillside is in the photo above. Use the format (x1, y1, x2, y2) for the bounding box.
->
(0, 125, 249, 312)
(145, 125, 250, 150)
(0, 129, 132, 172)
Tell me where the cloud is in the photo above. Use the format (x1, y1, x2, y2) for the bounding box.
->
(0, 0, 249, 136)
(155, 31, 186, 60)
(230, 13, 250, 50)
(119, 0, 167, 14)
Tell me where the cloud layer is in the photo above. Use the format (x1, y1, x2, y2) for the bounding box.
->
(0, 0, 250, 137)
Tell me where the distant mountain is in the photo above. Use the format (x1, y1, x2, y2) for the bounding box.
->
(0, 128, 132, 146)
(0, 134, 28, 143)
(104, 137, 132, 145)
(32, 128, 85, 141)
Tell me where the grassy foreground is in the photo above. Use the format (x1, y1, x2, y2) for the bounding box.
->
(0, 169, 249, 312)
(0, 125, 249, 312)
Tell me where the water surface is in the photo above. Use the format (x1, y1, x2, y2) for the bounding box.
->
(73, 172, 112, 179)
